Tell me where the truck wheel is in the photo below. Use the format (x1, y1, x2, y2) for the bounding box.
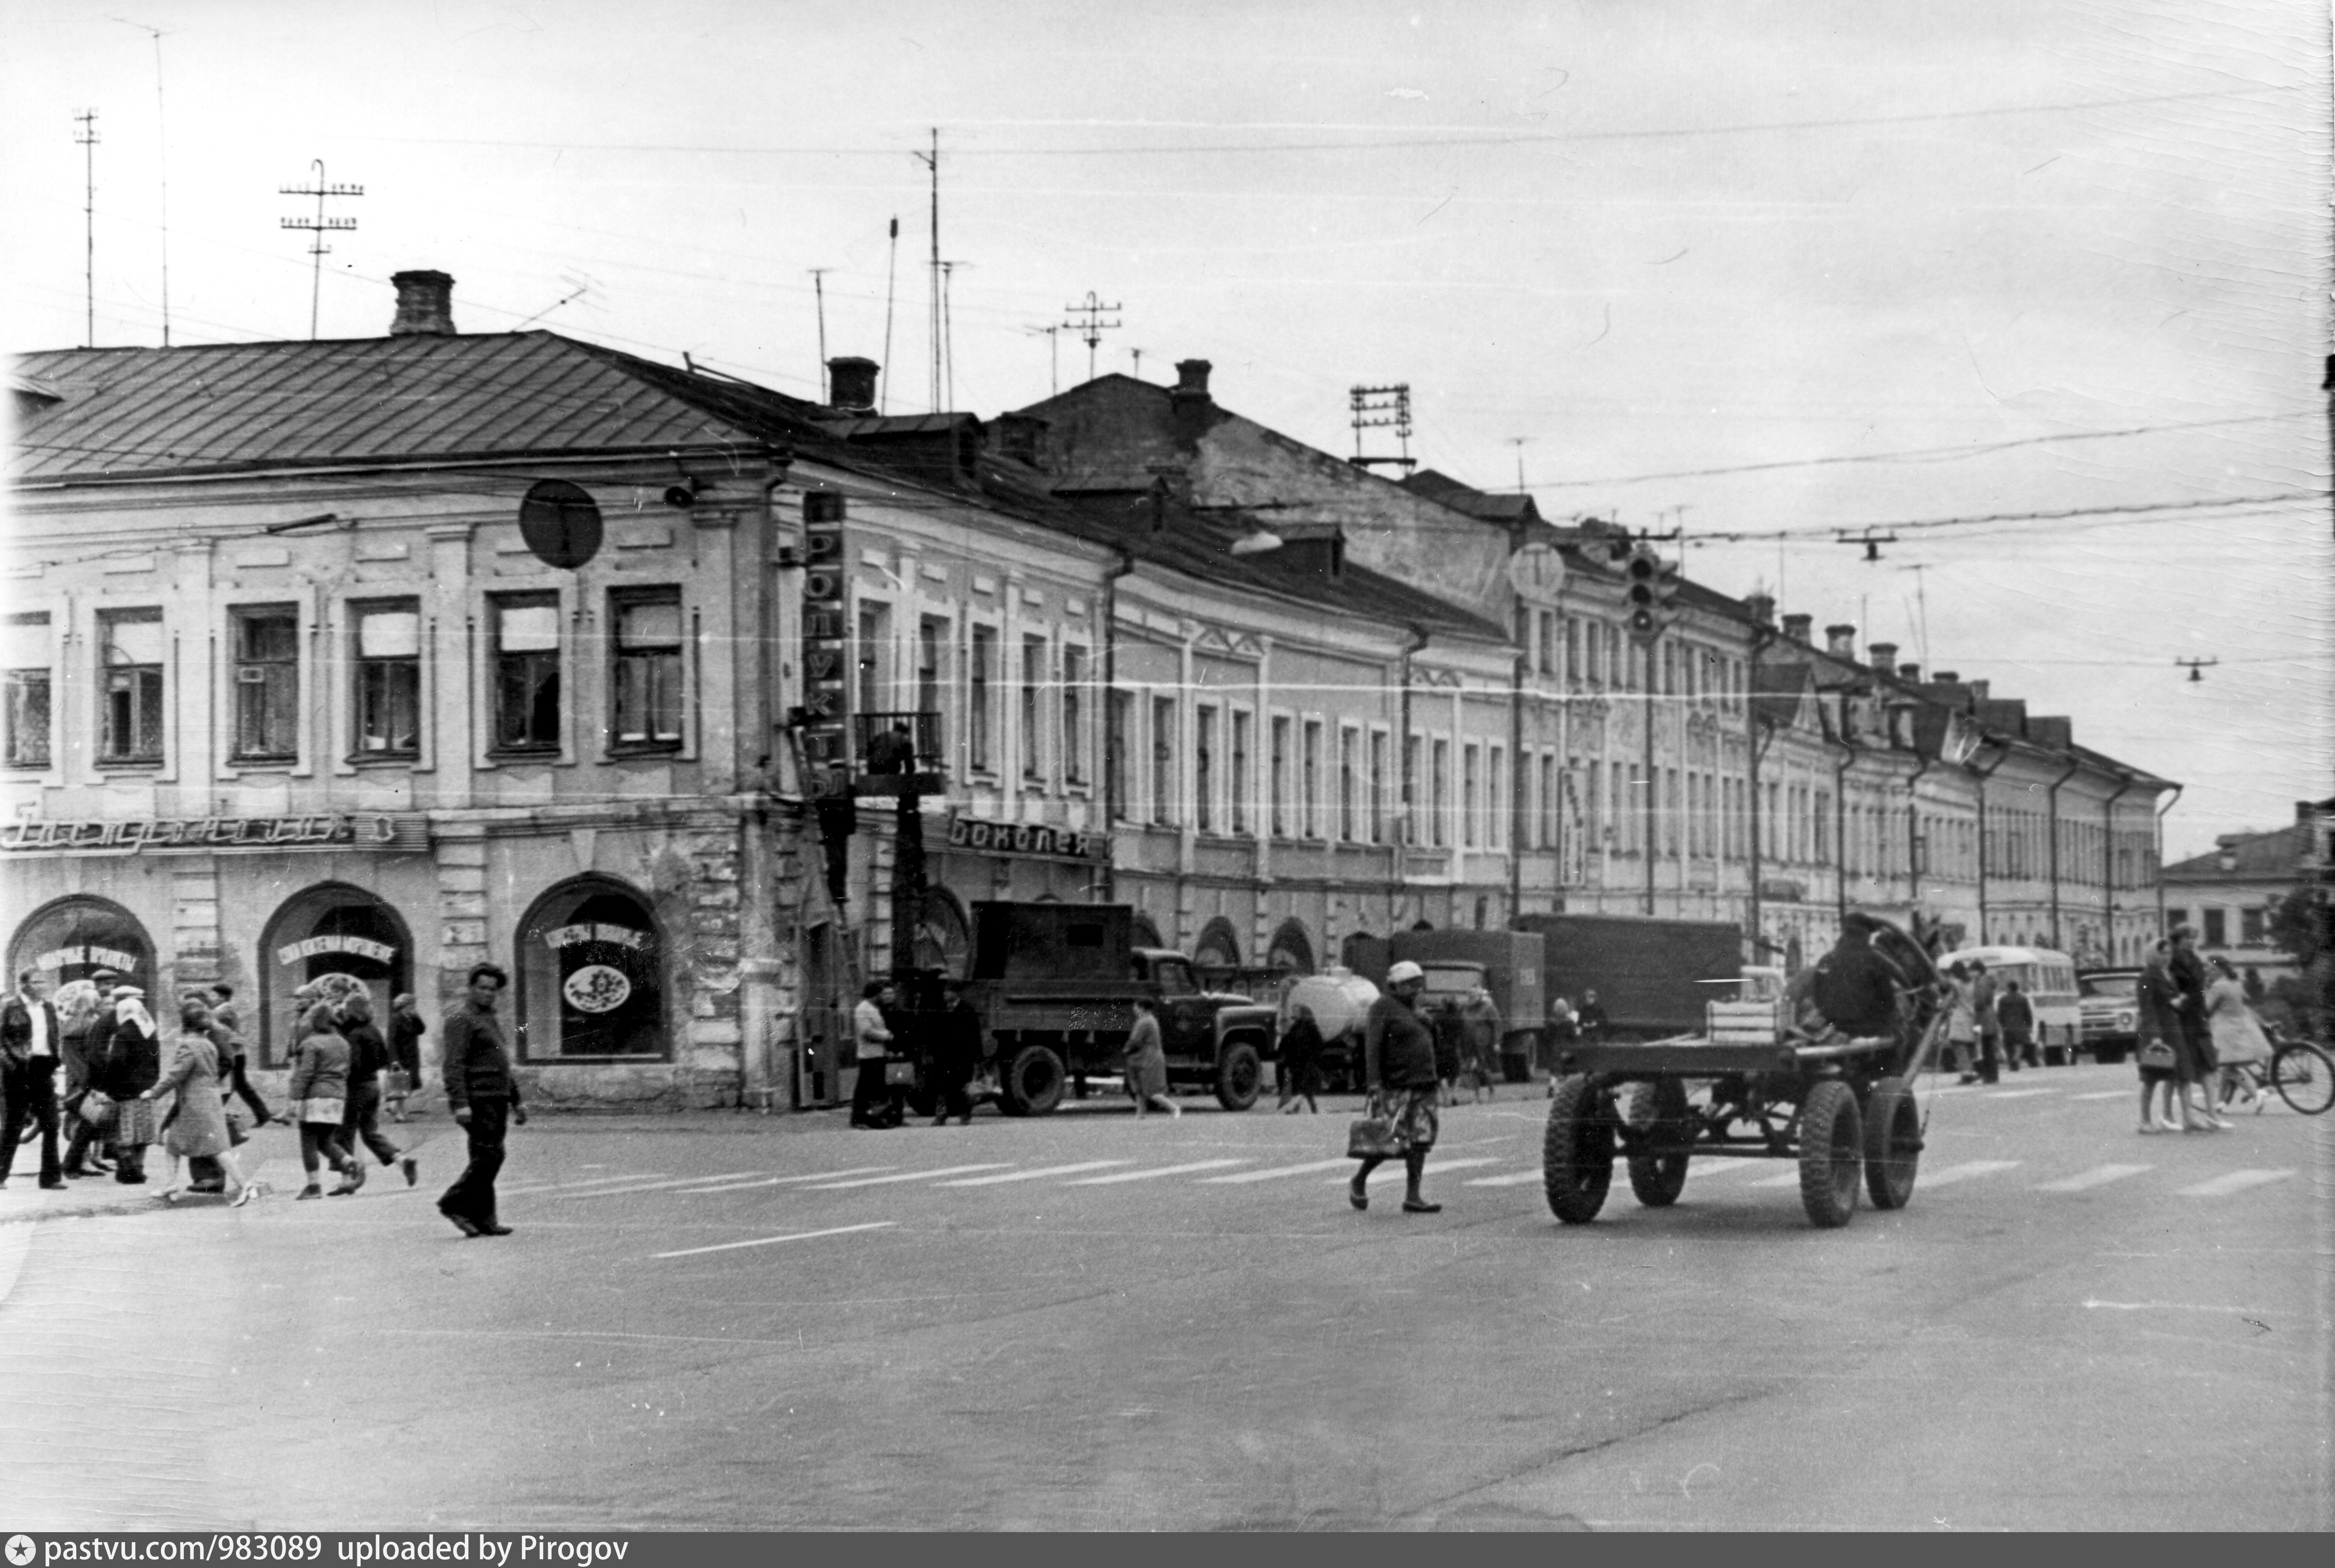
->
(1542, 1075, 1614, 1224)
(1624, 1079, 1691, 1208)
(1862, 1076, 1921, 1209)
(1214, 1041, 1263, 1111)
(998, 1044, 1066, 1117)
(1798, 1080, 1863, 1229)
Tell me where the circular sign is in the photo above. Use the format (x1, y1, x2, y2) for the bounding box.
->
(563, 963, 633, 1014)
(519, 479, 604, 570)
(1506, 541, 1566, 600)
(309, 971, 371, 1011)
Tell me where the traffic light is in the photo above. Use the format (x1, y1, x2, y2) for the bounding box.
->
(1623, 544, 1679, 643)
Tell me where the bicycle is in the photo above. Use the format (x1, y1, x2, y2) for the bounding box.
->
(2219, 1026, 2334, 1116)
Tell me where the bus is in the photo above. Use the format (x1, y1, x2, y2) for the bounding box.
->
(1938, 945, 2082, 1063)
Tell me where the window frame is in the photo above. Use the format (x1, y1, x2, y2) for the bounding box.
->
(96, 607, 167, 768)
(608, 587, 686, 755)
(487, 591, 564, 757)
(230, 603, 301, 764)
(4, 611, 54, 770)
(349, 597, 424, 762)
(1060, 642, 1087, 787)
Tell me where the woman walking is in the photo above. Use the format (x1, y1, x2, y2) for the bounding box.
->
(140, 998, 256, 1206)
(2205, 956, 2275, 1112)
(1351, 960, 1442, 1214)
(286, 1002, 361, 1199)
(95, 985, 163, 1184)
(1944, 963, 1981, 1085)
(1124, 996, 1181, 1118)
(339, 993, 417, 1188)
(2134, 939, 2212, 1134)
(386, 993, 426, 1122)
(1276, 1003, 1324, 1114)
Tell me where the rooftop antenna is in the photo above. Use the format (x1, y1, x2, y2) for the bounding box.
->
(1023, 324, 1062, 396)
(2175, 656, 2219, 683)
(1509, 436, 1530, 492)
(278, 158, 362, 340)
(116, 20, 174, 346)
(880, 216, 898, 414)
(912, 130, 940, 411)
(1839, 526, 1900, 562)
(73, 109, 98, 347)
(938, 259, 966, 411)
(1348, 384, 1416, 470)
(1062, 291, 1123, 383)
(1896, 562, 1933, 669)
(808, 267, 831, 374)
(1129, 346, 1146, 381)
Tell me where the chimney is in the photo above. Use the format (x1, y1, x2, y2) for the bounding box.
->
(389, 270, 456, 336)
(1969, 679, 1990, 702)
(1933, 670, 1960, 684)
(1169, 358, 1214, 451)
(1743, 593, 1776, 627)
(992, 412, 1048, 468)
(1868, 642, 1898, 672)
(1781, 613, 1813, 645)
(1825, 623, 1856, 659)
(826, 356, 879, 412)
(1898, 662, 1921, 682)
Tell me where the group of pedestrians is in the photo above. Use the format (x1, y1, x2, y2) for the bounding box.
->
(1939, 959, 2038, 1084)
(2133, 925, 2275, 1134)
(848, 978, 982, 1129)
(1425, 989, 1504, 1105)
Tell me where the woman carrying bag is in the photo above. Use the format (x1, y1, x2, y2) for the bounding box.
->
(1349, 961, 1442, 1214)
(1124, 996, 1181, 1118)
(286, 1002, 361, 1199)
(141, 997, 256, 1206)
(96, 986, 163, 1184)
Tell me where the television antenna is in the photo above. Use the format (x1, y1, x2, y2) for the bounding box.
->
(1062, 291, 1122, 383)
(1349, 384, 1415, 470)
(278, 158, 363, 340)
(73, 109, 98, 347)
(2174, 657, 2219, 683)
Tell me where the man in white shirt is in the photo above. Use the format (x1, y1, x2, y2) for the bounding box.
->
(849, 980, 900, 1129)
(1, 968, 67, 1189)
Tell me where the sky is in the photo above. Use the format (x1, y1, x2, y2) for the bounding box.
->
(3, 0, 2327, 860)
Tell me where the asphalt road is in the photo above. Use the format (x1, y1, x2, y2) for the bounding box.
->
(0, 1061, 2325, 1532)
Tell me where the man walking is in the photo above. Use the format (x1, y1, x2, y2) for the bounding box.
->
(437, 965, 524, 1237)
(0, 969, 67, 1190)
(1969, 961, 2003, 1084)
(338, 993, 417, 1192)
(1996, 980, 2038, 1070)
(206, 984, 276, 1126)
(928, 980, 980, 1126)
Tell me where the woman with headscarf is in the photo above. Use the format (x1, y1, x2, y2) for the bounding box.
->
(1944, 963, 1980, 1084)
(94, 985, 162, 1184)
(2205, 955, 2275, 1113)
(286, 1001, 361, 1199)
(140, 998, 256, 1206)
(1123, 996, 1180, 1118)
(1276, 1003, 1324, 1114)
(57, 979, 113, 1177)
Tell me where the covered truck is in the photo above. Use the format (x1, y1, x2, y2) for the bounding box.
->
(1348, 930, 1546, 1082)
(1511, 913, 1744, 1042)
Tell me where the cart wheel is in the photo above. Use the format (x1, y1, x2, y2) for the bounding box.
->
(2272, 1041, 2335, 1116)
(1862, 1076, 1920, 1209)
(1624, 1079, 1691, 1207)
(1542, 1075, 1614, 1224)
(1798, 1080, 1863, 1228)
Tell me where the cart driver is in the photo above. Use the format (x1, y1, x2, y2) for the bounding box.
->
(1811, 912, 1911, 1044)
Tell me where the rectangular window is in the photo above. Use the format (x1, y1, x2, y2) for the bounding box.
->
(1302, 720, 1323, 838)
(1431, 738, 1450, 848)
(2202, 907, 2226, 948)
(917, 617, 948, 740)
(1488, 745, 1504, 850)
(1403, 733, 1420, 845)
(1194, 705, 1217, 832)
(610, 592, 683, 750)
(1061, 645, 1086, 784)
(1540, 754, 1557, 851)
(232, 605, 299, 761)
(1151, 695, 1176, 824)
(1369, 730, 1388, 845)
(1583, 622, 1601, 689)
(2241, 906, 2265, 945)
(98, 609, 166, 765)
(1231, 710, 1252, 834)
(968, 625, 995, 772)
(1021, 635, 1046, 781)
(352, 600, 421, 758)
(1271, 716, 1291, 838)
(1339, 727, 1359, 842)
(2164, 907, 2187, 933)
(1564, 617, 1581, 688)
(490, 594, 560, 753)
(1537, 612, 1554, 679)
(1107, 690, 1130, 819)
(5, 612, 52, 769)
(1462, 744, 1481, 848)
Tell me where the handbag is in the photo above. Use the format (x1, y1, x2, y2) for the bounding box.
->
(225, 1109, 251, 1148)
(2138, 1038, 2177, 1071)
(77, 1088, 115, 1131)
(1347, 1094, 1407, 1160)
(883, 1058, 918, 1087)
(385, 1066, 413, 1099)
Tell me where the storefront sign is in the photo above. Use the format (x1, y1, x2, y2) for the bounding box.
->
(945, 813, 1108, 863)
(1, 814, 404, 853)
(562, 963, 634, 1014)
(798, 492, 852, 799)
(33, 944, 143, 975)
(543, 923, 651, 951)
(276, 935, 398, 966)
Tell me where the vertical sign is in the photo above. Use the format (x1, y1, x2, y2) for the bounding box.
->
(800, 493, 852, 798)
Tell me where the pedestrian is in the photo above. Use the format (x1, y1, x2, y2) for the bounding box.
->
(1945, 963, 1980, 1084)
(1969, 960, 2003, 1084)
(206, 984, 276, 1127)
(286, 1002, 360, 1200)
(1351, 960, 1440, 1214)
(1543, 996, 1581, 1096)
(2167, 925, 2228, 1129)
(927, 980, 980, 1126)
(849, 980, 900, 1130)
(2241, 966, 2266, 1006)
(1276, 1003, 1324, 1114)
(1123, 995, 1180, 1117)
(2205, 956, 2275, 1113)
(58, 975, 113, 1178)
(1996, 980, 2038, 1071)
(1575, 989, 1609, 1043)
(90, 985, 163, 1185)
(337, 993, 417, 1191)
(140, 998, 256, 1206)
(1460, 987, 1503, 1102)
(439, 964, 524, 1237)
(1428, 996, 1463, 1106)
(0, 968, 67, 1191)
(2134, 938, 2209, 1134)
(386, 992, 426, 1122)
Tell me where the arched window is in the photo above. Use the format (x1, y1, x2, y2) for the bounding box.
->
(8, 895, 155, 1031)
(517, 876, 666, 1060)
(258, 883, 413, 1066)
(1266, 918, 1315, 976)
(1192, 917, 1241, 971)
(915, 887, 972, 977)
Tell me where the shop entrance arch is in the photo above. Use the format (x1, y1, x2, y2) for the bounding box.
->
(517, 876, 667, 1060)
(259, 883, 413, 1066)
(8, 895, 157, 1028)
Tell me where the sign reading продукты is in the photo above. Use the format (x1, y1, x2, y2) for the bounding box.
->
(1, 814, 413, 853)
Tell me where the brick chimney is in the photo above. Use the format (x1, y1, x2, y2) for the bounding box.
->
(1781, 613, 1813, 645)
(1868, 642, 1898, 672)
(1969, 679, 1990, 701)
(1825, 623, 1856, 659)
(1898, 662, 1921, 682)
(389, 270, 456, 336)
(1743, 593, 1776, 627)
(1933, 670, 1960, 684)
(1169, 358, 1214, 451)
(826, 356, 879, 412)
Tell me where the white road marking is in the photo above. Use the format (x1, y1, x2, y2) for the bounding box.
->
(2034, 1164, 2152, 1192)
(936, 1160, 1134, 1187)
(2069, 1091, 2130, 1101)
(1747, 1170, 1803, 1188)
(669, 1167, 898, 1195)
(1986, 1089, 2055, 1100)
(2082, 1299, 2272, 1315)
(1337, 1156, 1502, 1186)
(2175, 1169, 2293, 1199)
(1063, 1159, 1248, 1185)
(498, 1172, 670, 1197)
(653, 1221, 898, 1259)
(547, 1172, 764, 1200)
(1199, 1159, 1353, 1184)
(807, 1164, 1011, 1189)
(1462, 1169, 1547, 1187)
(1918, 1159, 2021, 1188)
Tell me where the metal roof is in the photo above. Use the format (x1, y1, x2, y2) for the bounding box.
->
(9, 331, 828, 484)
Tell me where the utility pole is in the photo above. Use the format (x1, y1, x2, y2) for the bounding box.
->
(278, 159, 362, 341)
(1348, 384, 1416, 470)
(1023, 324, 1061, 396)
(74, 110, 99, 347)
(1061, 291, 1122, 383)
(118, 20, 174, 346)
(808, 267, 831, 374)
(913, 130, 941, 412)
(880, 216, 898, 414)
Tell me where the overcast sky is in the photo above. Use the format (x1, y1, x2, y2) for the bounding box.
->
(3, 0, 2326, 860)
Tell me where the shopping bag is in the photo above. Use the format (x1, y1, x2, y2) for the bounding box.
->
(1347, 1096, 1407, 1159)
(883, 1058, 918, 1087)
(2137, 1039, 2177, 1071)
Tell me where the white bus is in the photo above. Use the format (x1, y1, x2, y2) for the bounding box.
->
(1938, 945, 2083, 1062)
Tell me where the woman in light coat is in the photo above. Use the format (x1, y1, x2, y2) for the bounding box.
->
(2205, 956, 2274, 1112)
(1123, 996, 1180, 1118)
(1944, 964, 1980, 1084)
(141, 998, 255, 1205)
(286, 1001, 360, 1199)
